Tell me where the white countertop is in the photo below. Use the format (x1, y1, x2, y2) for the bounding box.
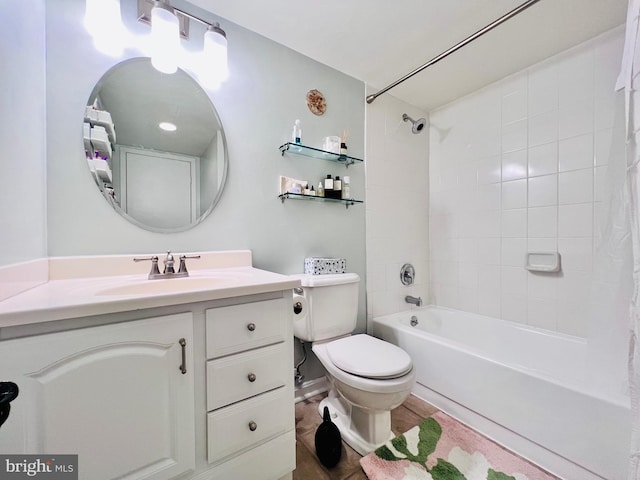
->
(0, 251, 300, 330)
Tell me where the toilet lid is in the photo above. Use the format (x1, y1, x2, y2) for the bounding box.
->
(326, 335, 412, 379)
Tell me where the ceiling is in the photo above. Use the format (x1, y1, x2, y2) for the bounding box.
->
(188, 0, 628, 111)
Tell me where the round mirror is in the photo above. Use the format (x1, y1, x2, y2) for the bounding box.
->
(84, 58, 228, 232)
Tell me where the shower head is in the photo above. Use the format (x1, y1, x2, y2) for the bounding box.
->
(402, 113, 426, 134)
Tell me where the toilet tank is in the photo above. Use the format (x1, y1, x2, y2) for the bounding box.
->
(291, 273, 359, 342)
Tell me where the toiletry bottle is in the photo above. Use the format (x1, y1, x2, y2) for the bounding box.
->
(340, 142, 347, 158)
(317, 181, 325, 197)
(291, 119, 302, 145)
(334, 176, 342, 199)
(324, 174, 334, 197)
(310, 185, 316, 196)
(342, 176, 350, 199)
(304, 183, 311, 195)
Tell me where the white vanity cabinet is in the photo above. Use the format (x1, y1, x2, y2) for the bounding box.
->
(0, 313, 195, 480)
(204, 297, 295, 480)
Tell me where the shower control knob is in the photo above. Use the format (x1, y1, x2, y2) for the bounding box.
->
(293, 302, 303, 314)
(247, 373, 256, 382)
(400, 264, 415, 286)
(248, 421, 257, 431)
(247, 323, 256, 332)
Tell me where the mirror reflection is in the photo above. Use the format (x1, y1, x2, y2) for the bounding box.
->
(84, 57, 227, 232)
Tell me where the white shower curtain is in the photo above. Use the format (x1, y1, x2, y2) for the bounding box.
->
(618, 1, 640, 478)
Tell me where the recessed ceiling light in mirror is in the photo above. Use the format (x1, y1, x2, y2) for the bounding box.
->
(159, 122, 177, 132)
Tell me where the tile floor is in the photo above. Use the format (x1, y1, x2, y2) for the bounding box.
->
(293, 393, 438, 480)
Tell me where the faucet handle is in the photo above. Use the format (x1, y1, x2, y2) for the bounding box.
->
(133, 255, 160, 278)
(400, 264, 415, 286)
(177, 254, 201, 275)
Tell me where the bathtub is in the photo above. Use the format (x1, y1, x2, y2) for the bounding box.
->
(370, 305, 631, 480)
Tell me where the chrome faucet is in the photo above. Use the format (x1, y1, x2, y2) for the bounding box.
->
(163, 251, 175, 274)
(134, 251, 201, 280)
(405, 295, 422, 307)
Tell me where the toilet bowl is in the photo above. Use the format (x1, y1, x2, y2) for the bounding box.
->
(291, 271, 415, 455)
(312, 334, 415, 455)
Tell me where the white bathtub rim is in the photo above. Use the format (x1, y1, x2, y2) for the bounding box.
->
(375, 304, 587, 344)
(372, 305, 630, 409)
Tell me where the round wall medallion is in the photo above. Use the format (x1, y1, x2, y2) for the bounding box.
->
(306, 89, 327, 116)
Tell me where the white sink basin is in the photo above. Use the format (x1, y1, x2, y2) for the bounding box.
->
(96, 276, 240, 296)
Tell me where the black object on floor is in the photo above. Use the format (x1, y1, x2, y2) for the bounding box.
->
(0, 382, 19, 429)
(315, 406, 342, 468)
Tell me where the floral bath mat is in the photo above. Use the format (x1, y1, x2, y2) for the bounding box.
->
(360, 412, 559, 480)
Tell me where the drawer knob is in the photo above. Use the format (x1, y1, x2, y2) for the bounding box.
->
(248, 421, 257, 432)
(247, 323, 256, 332)
(247, 373, 256, 382)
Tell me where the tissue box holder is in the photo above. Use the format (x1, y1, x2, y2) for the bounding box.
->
(304, 257, 346, 275)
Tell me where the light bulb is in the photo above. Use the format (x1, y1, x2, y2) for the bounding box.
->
(84, 0, 124, 57)
(151, 3, 180, 74)
(201, 24, 228, 88)
(84, 0, 101, 32)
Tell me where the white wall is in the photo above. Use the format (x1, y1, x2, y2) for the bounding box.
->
(365, 91, 429, 321)
(429, 27, 625, 339)
(0, 0, 47, 267)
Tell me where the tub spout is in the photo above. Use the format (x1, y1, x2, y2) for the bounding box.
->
(405, 295, 422, 307)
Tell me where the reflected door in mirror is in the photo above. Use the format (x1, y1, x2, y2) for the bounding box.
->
(119, 147, 198, 230)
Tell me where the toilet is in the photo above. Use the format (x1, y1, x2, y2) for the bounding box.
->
(292, 273, 415, 455)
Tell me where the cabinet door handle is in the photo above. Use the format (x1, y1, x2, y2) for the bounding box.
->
(248, 421, 257, 431)
(247, 323, 256, 332)
(247, 373, 256, 382)
(179, 338, 187, 374)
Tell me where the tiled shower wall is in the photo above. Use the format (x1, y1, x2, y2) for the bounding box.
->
(365, 91, 429, 321)
(428, 27, 625, 336)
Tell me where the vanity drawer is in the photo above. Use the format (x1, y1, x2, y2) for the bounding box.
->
(206, 298, 286, 358)
(206, 342, 288, 411)
(207, 387, 293, 464)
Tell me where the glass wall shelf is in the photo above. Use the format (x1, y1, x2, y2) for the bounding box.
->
(279, 142, 363, 166)
(278, 192, 363, 209)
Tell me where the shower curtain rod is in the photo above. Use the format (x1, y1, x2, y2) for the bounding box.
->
(365, 0, 542, 104)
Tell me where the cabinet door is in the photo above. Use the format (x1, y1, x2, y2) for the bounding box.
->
(0, 313, 195, 480)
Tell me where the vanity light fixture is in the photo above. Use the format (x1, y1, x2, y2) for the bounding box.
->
(137, 0, 229, 83)
(150, 1, 180, 74)
(202, 23, 228, 87)
(83, 0, 124, 57)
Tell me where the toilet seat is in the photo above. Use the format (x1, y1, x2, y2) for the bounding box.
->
(312, 336, 415, 395)
(326, 334, 412, 379)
